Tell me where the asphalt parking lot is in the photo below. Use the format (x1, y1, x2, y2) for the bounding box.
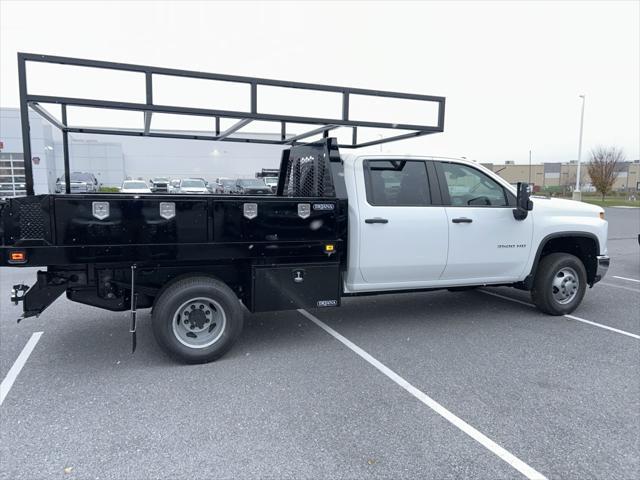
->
(1, 207, 638, 480)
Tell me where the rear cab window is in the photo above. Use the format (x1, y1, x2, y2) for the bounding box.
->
(364, 160, 431, 206)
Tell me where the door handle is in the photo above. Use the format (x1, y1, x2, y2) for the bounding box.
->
(365, 218, 389, 224)
(452, 217, 473, 224)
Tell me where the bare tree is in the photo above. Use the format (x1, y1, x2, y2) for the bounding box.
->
(587, 146, 624, 200)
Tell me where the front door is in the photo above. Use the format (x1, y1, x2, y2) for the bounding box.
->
(356, 158, 449, 288)
(435, 161, 533, 282)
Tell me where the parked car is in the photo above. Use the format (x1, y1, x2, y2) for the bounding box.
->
(216, 178, 237, 194)
(191, 177, 214, 193)
(168, 179, 181, 193)
(149, 177, 170, 193)
(236, 178, 271, 195)
(120, 180, 152, 194)
(55, 172, 100, 193)
(179, 178, 208, 194)
(263, 176, 278, 193)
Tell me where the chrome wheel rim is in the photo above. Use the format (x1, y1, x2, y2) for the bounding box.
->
(171, 297, 226, 349)
(551, 267, 579, 304)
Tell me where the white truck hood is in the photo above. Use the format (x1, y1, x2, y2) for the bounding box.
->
(531, 196, 603, 217)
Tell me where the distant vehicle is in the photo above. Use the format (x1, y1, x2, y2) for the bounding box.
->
(192, 177, 214, 193)
(55, 172, 99, 193)
(149, 177, 170, 193)
(263, 176, 278, 193)
(256, 168, 279, 193)
(236, 178, 271, 195)
(120, 180, 151, 194)
(216, 178, 237, 194)
(168, 179, 181, 193)
(179, 178, 208, 194)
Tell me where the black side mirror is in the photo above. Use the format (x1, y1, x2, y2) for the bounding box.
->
(513, 182, 533, 220)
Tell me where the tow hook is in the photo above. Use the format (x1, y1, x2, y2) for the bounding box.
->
(11, 284, 29, 305)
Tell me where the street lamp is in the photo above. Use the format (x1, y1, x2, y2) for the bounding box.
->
(573, 94, 586, 201)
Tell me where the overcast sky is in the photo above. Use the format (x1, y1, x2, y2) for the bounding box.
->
(1, 0, 638, 164)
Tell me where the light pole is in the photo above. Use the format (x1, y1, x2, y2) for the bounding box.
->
(573, 94, 586, 201)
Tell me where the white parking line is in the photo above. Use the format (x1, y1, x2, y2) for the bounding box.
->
(479, 290, 640, 340)
(298, 308, 547, 480)
(599, 282, 640, 293)
(612, 275, 640, 283)
(0, 332, 43, 406)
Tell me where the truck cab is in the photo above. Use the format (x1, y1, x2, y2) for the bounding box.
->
(342, 154, 609, 313)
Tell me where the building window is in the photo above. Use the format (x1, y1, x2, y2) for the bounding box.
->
(0, 153, 26, 197)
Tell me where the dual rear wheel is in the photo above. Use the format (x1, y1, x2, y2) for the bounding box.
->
(152, 276, 243, 364)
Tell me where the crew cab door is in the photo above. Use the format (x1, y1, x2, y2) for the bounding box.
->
(354, 158, 448, 288)
(435, 161, 533, 281)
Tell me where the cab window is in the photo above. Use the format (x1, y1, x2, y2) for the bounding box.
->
(440, 162, 508, 207)
(364, 160, 431, 206)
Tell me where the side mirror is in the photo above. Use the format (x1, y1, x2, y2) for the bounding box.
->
(513, 182, 533, 220)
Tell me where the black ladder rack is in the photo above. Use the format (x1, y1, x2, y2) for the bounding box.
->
(17, 52, 446, 195)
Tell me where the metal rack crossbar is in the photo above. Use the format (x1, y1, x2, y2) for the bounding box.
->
(17, 52, 446, 195)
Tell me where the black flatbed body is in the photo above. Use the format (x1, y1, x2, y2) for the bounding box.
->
(1, 193, 347, 267)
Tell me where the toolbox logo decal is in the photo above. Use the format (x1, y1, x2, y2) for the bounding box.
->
(243, 203, 258, 219)
(298, 203, 311, 219)
(317, 300, 338, 307)
(92, 201, 110, 220)
(313, 203, 335, 211)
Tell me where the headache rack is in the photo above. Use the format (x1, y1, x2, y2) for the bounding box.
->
(17, 52, 446, 196)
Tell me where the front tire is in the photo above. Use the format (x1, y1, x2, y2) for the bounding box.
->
(531, 253, 587, 315)
(152, 276, 243, 364)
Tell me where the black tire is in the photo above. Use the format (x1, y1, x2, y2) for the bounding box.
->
(152, 276, 243, 364)
(531, 253, 587, 315)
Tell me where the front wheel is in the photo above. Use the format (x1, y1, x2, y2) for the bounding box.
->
(152, 276, 244, 364)
(531, 253, 587, 315)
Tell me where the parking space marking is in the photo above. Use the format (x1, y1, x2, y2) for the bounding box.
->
(479, 290, 640, 340)
(599, 282, 640, 293)
(563, 314, 640, 339)
(612, 275, 640, 283)
(298, 309, 547, 480)
(0, 332, 43, 406)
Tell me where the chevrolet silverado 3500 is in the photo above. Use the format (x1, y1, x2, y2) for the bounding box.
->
(1, 54, 609, 363)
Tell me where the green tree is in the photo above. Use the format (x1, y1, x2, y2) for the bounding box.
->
(587, 146, 624, 200)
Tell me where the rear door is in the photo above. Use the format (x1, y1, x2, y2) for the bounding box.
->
(355, 158, 449, 287)
(435, 161, 533, 281)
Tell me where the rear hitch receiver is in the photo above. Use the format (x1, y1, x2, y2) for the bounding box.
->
(11, 284, 29, 305)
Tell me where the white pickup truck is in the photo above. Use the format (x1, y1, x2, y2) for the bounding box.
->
(5, 55, 610, 363)
(340, 154, 609, 316)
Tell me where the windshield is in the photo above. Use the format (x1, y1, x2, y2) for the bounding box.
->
(239, 179, 266, 187)
(123, 181, 147, 189)
(264, 177, 278, 184)
(181, 179, 205, 188)
(220, 179, 235, 187)
(153, 177, 169, 183)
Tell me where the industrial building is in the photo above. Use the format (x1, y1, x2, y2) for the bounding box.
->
(481, 160, 640, 192)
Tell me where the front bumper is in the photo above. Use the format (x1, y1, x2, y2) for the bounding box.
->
(593, 255, 610, 284)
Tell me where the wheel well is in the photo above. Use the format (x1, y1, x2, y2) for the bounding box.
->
(535, 235, 599, 285)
